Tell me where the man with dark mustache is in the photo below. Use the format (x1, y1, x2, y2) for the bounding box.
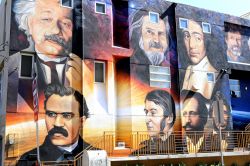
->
(17, 84, 91, 165)
(181, 90, 209, 153)
(181, 90, 208, 132)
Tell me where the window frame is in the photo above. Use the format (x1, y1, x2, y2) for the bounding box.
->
(149, 65, 171, 88)
(94, 61, 105, 83)
(149, 11, 159, 24)
(95, 1, 106, 14)
(207, 72, 215, 83)
(60, 0, 73, 9)
(179, 18, 188, 29)
(229, 79, 241, 98)
(19, 53, 34, 79)
(202, 22, 211, 34)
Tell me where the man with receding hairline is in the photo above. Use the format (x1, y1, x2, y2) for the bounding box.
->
(10, 0, 82, 93)
(17, 84, 91, 165)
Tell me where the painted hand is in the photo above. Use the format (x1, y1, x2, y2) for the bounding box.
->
(65, 53, 82, 94)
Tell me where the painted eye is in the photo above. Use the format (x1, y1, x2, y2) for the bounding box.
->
(46, 111, 57, 118)
(183, 32, 190, 39)
(62, 113, 74, 120)
(41, 17, 53, 23)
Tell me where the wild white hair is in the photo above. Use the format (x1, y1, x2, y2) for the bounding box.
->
(13, 0, 36, 36)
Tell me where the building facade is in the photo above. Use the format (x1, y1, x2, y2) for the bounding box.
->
(0, 0, 250, 165)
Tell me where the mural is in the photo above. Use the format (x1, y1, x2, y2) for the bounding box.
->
(4, 0, 250, 164)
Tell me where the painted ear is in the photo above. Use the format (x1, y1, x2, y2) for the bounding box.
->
(81, 116, 86, 124)
(165, 114, 173, 124)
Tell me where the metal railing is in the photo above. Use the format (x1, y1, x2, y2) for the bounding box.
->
(37, 131, 250, 165)
(130, 131, 250, 156)
(245, 123, 250, 131)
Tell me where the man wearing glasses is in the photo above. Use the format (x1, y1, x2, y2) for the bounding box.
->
(17, 84, 91, 165)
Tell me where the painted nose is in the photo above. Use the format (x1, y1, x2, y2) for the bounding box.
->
(50, 21, 62, 35)
(184, 114, 191, 124)
(54, 115, 64, 127)
(145, 115, 152, 124)
(189, 36, 197, 48)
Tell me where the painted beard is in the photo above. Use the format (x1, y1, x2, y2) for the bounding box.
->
(139, 37, 166, 65)
(228, 46, 241, 57)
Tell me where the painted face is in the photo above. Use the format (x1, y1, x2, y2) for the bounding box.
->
(225, 31, 242, 59)
(222, 105, 230, 129)
(28, 0, 73, 58)
(141, 16, 168, 65)
(182, 97, 204, 131)
(45, 94, 84, 146)
(183, 20, 206, 65)
(144, 100, 169, 137)
(213, 104, 230, 130)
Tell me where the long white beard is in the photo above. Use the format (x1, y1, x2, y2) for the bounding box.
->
(139, 38, 165, 65)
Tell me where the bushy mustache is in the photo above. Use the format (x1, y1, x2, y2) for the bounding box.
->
(149, 41, 163, 49)
(44, 34, 69, 51)
(48, 126, 68, 137)
(183, 123, 192, 130)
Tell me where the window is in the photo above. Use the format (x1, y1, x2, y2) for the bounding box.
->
(94, 61, 105, 83)
(19, 54, 34, 79)
(229, 79, 241, 98)
(179, 18, 188, 29)
(149, 12, 159, 23)
(149, 66, 171, 88)
(202, 22, 211, 33)
(95, 2, 106, 14)
(207, 72, 215, 83)
(60, 0, 73, 8)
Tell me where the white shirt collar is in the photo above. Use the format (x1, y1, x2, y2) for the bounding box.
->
(36, 49, 67, 63)
(58, 139, 79, 153)
(192, 56, 209, 71)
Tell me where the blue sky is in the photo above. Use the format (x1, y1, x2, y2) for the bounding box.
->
(168, 0, 250, 17)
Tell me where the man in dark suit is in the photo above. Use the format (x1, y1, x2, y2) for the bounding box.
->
(17, 84, 91, 165)
(132, 90, 176, 155)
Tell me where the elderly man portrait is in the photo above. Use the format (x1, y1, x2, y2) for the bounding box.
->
(130, 4, 171, 66)
(179, 19, 223, 100)
(181, 90, 209, 153)
(9, 0, 82, 97)
(133, 90, 176, 155)
(17, 84, 91, 165)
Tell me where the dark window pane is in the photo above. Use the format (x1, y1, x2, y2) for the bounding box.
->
(61, 0, 72, 7)
(21, 55, 33, 77)
(95, 62, 104, 83)
(96, 3, 105, 14)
